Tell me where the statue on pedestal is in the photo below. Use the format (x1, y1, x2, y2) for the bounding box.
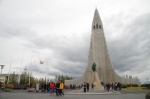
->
(92, 62, 101, 88)
(92, 62, 96, 72)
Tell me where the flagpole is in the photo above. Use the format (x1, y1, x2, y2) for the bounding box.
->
(39, 59, 44, 83)
(29, 72, 30, 85)
(29, 57, 32, 85)
(18, 57, 23, 84)
(8, 57, 12, 84)
(35, 59, 44, 92)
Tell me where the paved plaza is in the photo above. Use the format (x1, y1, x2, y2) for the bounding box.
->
(0, 89, 147, 99)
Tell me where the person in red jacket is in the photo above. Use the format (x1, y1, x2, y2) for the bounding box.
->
(49, 82, 55, 96)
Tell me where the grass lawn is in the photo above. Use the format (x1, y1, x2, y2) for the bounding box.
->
(125, 87, 150, 92)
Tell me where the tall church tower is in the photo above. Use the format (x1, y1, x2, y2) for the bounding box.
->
(84, 9, 115, 83)
(65, 9, 139, 86)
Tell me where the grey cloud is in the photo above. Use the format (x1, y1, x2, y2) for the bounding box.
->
(33, 32, 90, 77)
(107, 12, 150, 74)
(53, 60, 86, 77)
(25, 61, 58, 76)
(0, 23, 36, 39)
(0, 23, 91, 78)
(26, 31, 91, 62)
(25, 58, 87, 78)
(13, 12, 150, 80)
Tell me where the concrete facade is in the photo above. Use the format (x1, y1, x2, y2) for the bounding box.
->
(0, 74, 9, 83)
(65, 9, 139, 86)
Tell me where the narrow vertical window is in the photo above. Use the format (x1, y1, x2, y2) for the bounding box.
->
(99, 25, 101, 29)
(96, 23, 98, 29)
(93, 25, 95, 29)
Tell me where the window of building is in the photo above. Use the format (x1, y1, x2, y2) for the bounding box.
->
(93, 25, 95, 29)
(96, 23, 98, 29)
(99, 25, 101, 29)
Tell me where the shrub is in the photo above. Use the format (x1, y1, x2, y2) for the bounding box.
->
(141, 84, 150, 88)
(121, 84, 127, 88)
(2, 84, 14, 89)
(132, 84, 138, 87)
(127, 84, 131, 87)
(13, 84, 27, 89)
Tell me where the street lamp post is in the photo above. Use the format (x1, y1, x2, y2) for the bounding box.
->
(0, 65, 5, 73)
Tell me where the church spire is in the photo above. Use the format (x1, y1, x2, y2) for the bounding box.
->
(92, 9, 103, 30)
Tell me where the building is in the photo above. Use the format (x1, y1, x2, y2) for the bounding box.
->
(0, 74, 9, 83)
(65, 9, 139, 86)
(0, 73, 19, 84)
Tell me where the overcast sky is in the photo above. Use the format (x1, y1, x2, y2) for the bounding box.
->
(0, 0, 150, 83)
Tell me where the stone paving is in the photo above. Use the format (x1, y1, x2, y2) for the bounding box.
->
(65, 88, 121, 95)
(0, 89, 147, 99)
(0, 92, 146, 99)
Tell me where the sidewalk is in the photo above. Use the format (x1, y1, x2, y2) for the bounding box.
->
(65, 88, 121, 95)
(0, 88, 121, 95)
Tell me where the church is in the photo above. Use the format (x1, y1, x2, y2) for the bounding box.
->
(65, 9, 139, 86)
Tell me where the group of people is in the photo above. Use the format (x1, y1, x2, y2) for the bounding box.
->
(41, 80, 64, 96)
(101, 82, 122, 92)
(68, 82, 94, 92)
(77, 82, 122, 92)
(83, 82, 94, 92)
(81, 82, 122, 92)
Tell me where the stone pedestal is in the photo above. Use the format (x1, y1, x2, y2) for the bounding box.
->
(93, 72, 100, 86)
(92, 72, 103, 90)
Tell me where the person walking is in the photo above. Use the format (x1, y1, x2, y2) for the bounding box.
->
(114, 82, 118, 91)
(41, 84, 44, 92)
(49, 82, 55, 96)
(55, 81, 60, 96)
(59, 80, 64, 96)
(86, 83, 89, 92)
(111, 83, 114, 91)
(117, 82, 121, 90)
(106, 83, 110, 92)
(83, 82, 86, 92)
(43, 83, 47, 92)
(91, 83, 94, 91)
